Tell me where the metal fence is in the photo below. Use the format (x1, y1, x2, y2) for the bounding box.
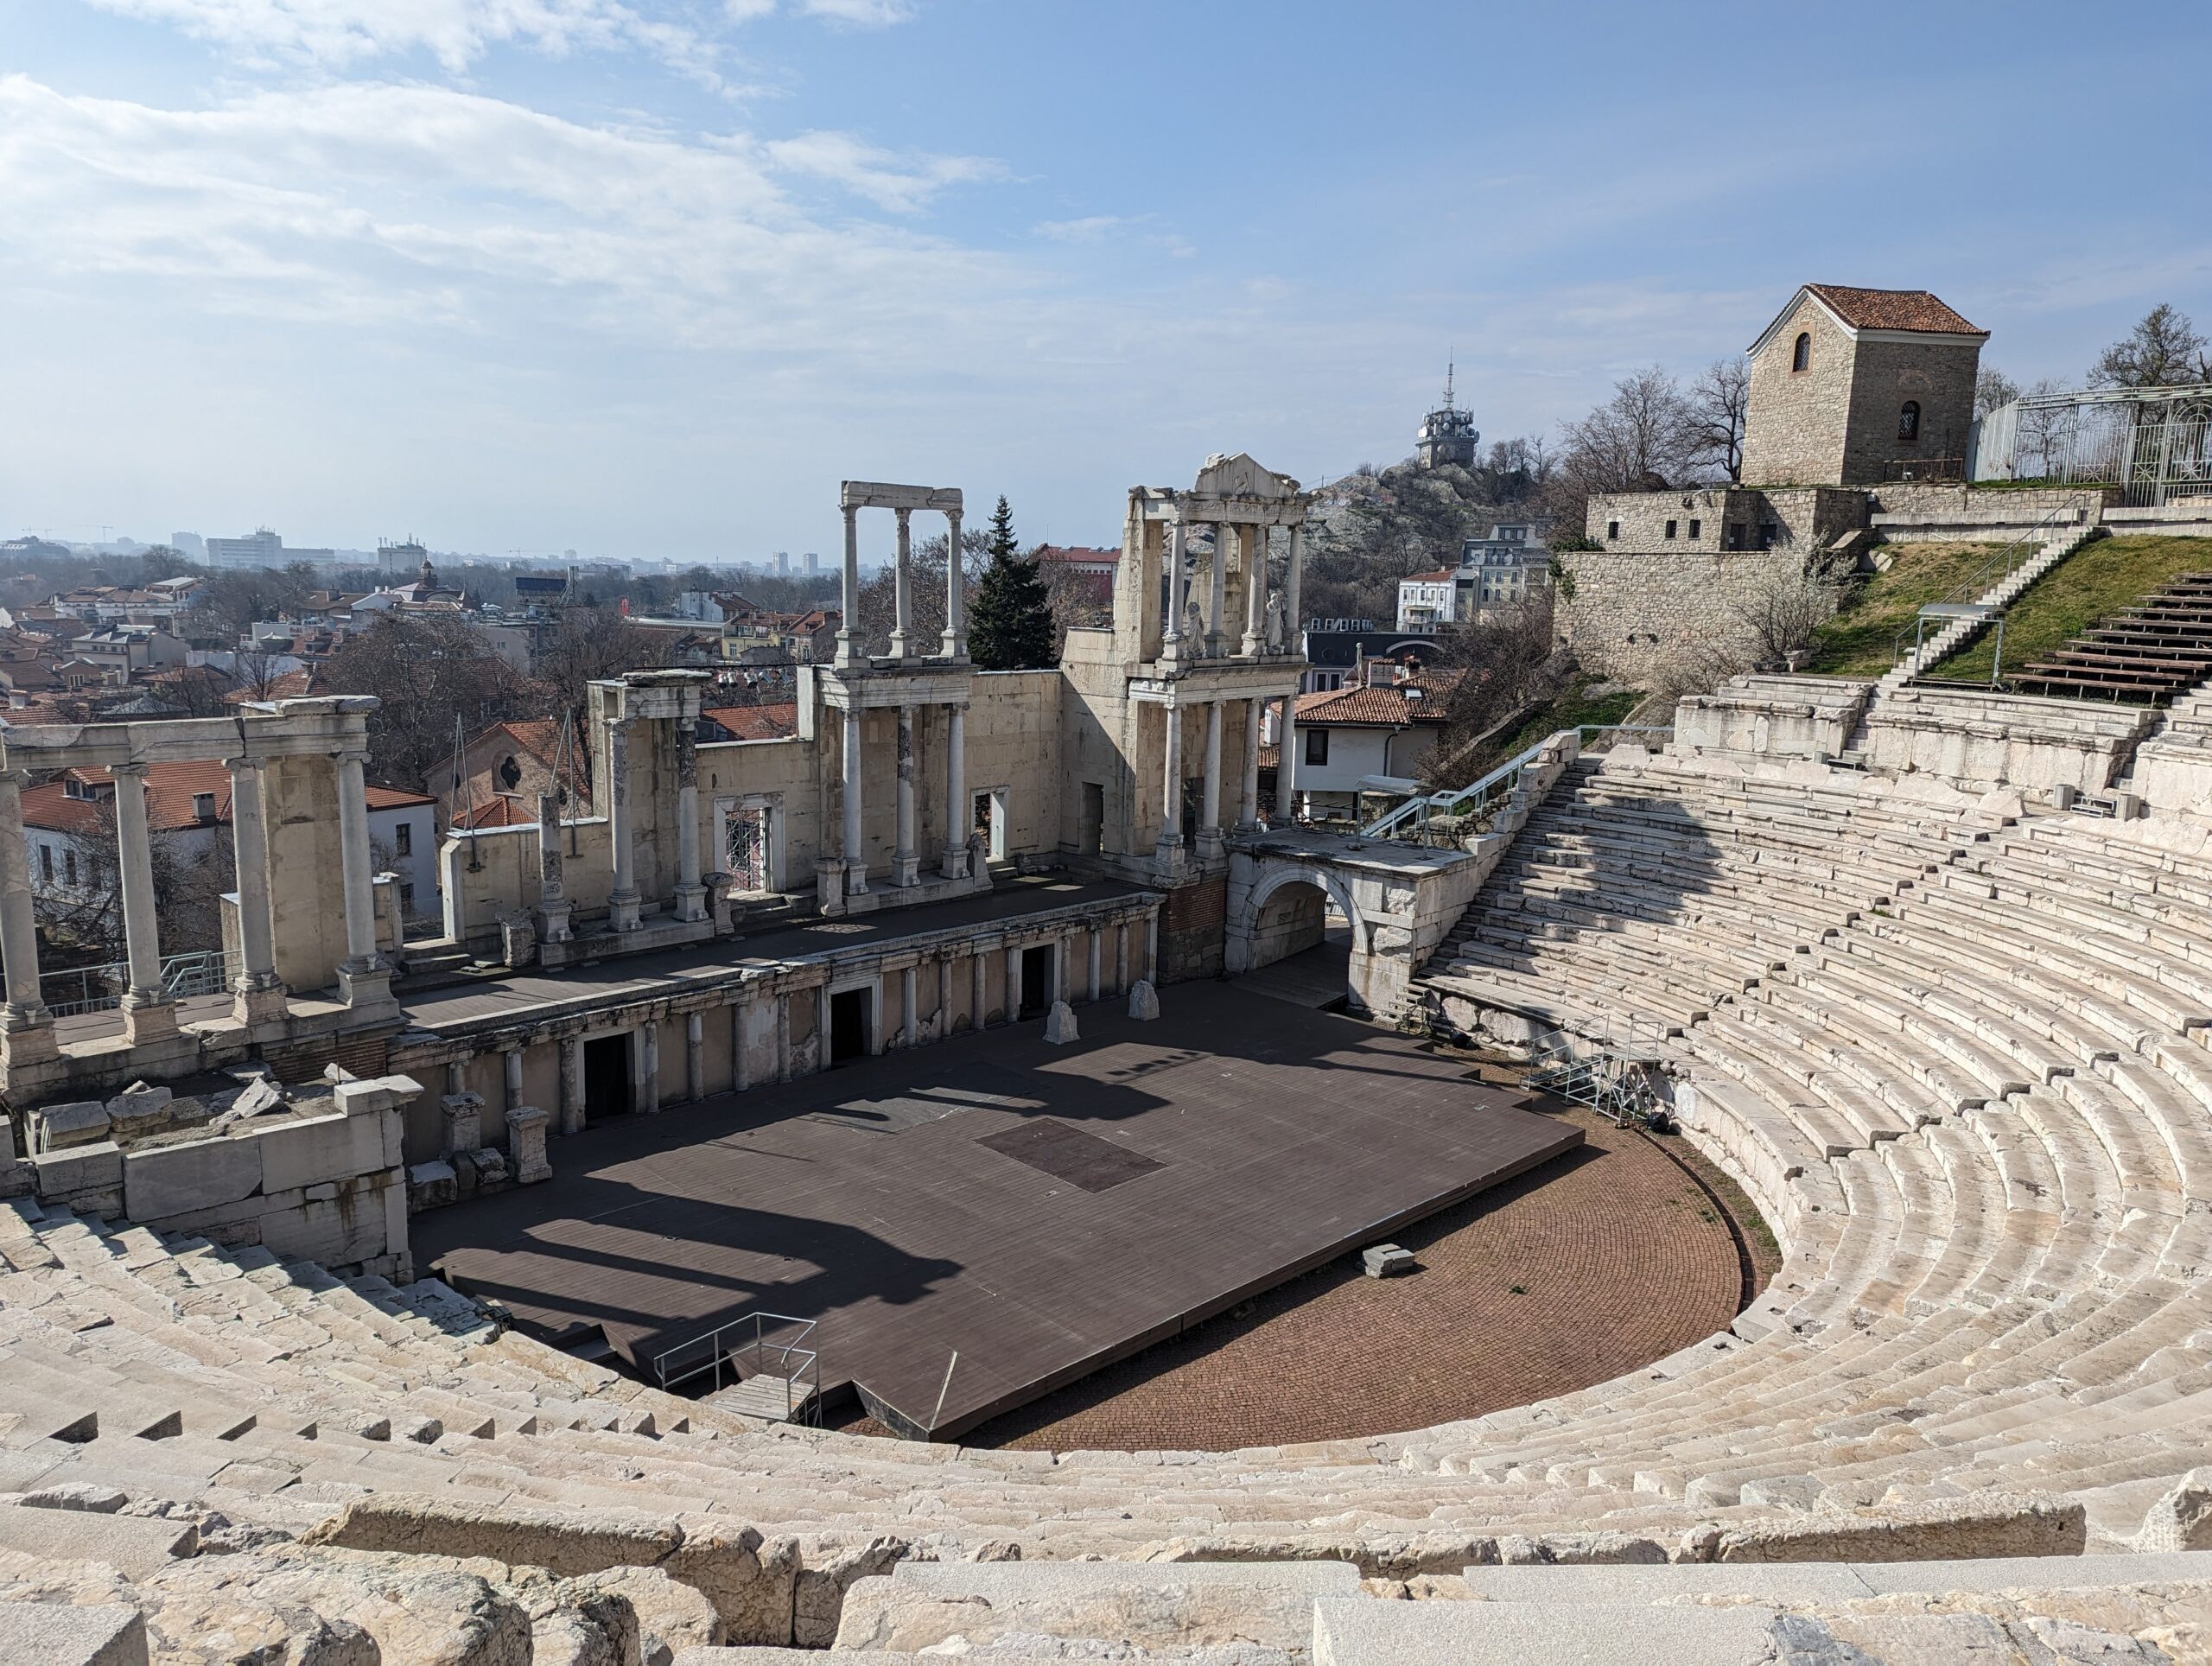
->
(1972, 385, 2212, 508)
(652, 1311, 820, 1425)
(41, 949, 239, 1018)
(1358, 723, 1672, 845)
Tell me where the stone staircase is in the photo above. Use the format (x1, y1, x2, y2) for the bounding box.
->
(1877, 518, 2106, 692)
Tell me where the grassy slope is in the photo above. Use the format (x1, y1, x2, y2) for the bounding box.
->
(1468, 675, 1640, 777)
(1936, 534, 2212, 685)
(1802, 542, 2004, 677)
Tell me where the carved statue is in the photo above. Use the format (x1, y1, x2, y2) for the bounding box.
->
(1182, 599, 1205, 646)
(1264, 589, 1287, 651)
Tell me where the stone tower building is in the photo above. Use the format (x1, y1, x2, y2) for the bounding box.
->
(1739, 284, 1986, 488)
(1414, 362, 1478, 469)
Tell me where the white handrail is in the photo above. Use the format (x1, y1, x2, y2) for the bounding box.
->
(1360, 723, 1670, 842)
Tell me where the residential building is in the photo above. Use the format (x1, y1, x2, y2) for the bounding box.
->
(1264, 664, 1461, 822)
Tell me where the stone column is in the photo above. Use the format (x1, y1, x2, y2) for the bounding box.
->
(106, 764, 175, 1040)
(1206, 522, 1230, 657)
(339, 750, 391, 1005)
(1286, 522, 1305, 653)
(1128, 910, 1160, 1021)
(686, 1010, 704, 1102)
(674, 722, 706, 924)
(1114, 921, 1128, 997)
(1162, 518, 1188, 658)
(941, 703, 969, 879)
(900, 964, 918, 1046)
(938, 954, 953, 1041)
(639, 1020, 660, 1114)
(836, 503, 861, 666)
(773, 992, 791, 1083)
(941, 506, 965, 658)
(1197, 699, 1224, 861)
(841, 706, 868, 895)
(1243, 524, 1266, 656)
(557, 1035, 583, 1135)
(1154, 703, 1184, 863)
(503, 1046, 524, 1122)
(0, 770, 52, 1041)
(607, 722, 641, 932)
(971, 949, 987, 1030)
(1277, 696, 1300, 826)
(225, 757, 284, 1022)
(733, 999, 752, 1093)
(1006, 944, 1023, 1021)
(1146, 910, 1160, 981)
(816, 983, 833, 1073)
(1237, 697, 1262, 830)
(536, 790, 572, 943)
(889, 506, 913, 659)
(1087, 929, 1102, 1002)
(893, 704, 919, 887)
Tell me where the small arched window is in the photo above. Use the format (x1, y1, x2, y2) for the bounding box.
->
(1791, 332, 1811, 373)
(1897, 400, 1921, 442)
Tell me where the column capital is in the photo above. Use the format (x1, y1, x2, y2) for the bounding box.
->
(222, 755, 267, 775)
(894, 505, 912, 526)
(109, 760, 149, 779)
(331, 747, 372, 768)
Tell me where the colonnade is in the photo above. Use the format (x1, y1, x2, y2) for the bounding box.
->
(603, 715, 709, 932)
(1154, 691, 1303, 861)
(482, 909, 1157, 1141)
(836, 490, 966, 669)
(0, 749, 385, 1051)
(838, 700, 970, 893)
(1161, 518, 1305, 662)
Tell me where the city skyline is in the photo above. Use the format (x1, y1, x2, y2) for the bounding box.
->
(3, 0, 2209, 560)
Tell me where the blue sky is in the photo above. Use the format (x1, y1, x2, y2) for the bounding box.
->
(2, 0, 2207, 563)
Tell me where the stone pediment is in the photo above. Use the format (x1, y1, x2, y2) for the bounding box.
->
(1192, 452, 1299, 501)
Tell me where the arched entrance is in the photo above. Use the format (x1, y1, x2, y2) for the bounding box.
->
(1224, 858, 1371, 1010)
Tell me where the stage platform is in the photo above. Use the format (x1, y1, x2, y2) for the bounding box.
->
(418, 982, 1581, 1440)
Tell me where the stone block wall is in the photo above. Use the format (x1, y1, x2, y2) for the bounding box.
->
(1840, 335, 1980, 486)
(1160, 874, 1227, 982)
(1555, 545, 1841, 684)
(1742, 292, 1855, 486)
(1587, 486, 1868, 558)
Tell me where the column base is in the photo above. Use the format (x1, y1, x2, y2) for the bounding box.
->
(0, 1011, 59, 1069)
(941, 845, 970, 881)
(608, 892, 643, 932)
(672, 884, 709, 925)
(939, 633, 966, 659)
(1195, 827, 1225, 862)
(892, 853, 920, 887)
(338, 963, 396, 1013)
(887, 631, 911, 659)
(538, 900, 574, 944)
(122, 996, 180, 1046)
(232, 980, 289, 1030)
(846, 863, 869, 897)
(1153, 835, 1186, 879)
(1233, 817, 1263, 834)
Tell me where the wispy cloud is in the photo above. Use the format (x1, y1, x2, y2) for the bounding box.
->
(797, 0, 913, 27)
(764, 130, 1003, 213)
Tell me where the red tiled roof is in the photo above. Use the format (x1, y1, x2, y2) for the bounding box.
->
(453, 795, 537, 830)
(1033, 544, 1119, 566)
(21, 760, 232, 834)
(1804, 284, 1985, 336)
(702, 703, 799, 741)
(365, 785, 436, 810)
(1294, 671, 1463, 728)
(474, 716, 589, 790)
(1402, 569, 1456, 584)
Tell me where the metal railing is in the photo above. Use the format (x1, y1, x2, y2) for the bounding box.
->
(1525, 1024, 1668, 1128)
(652, 1311, 819, 1425)
(41, 948, 240, 1018)
(1359, 724, 1672, 844)
(1890, 493, 2096, 674)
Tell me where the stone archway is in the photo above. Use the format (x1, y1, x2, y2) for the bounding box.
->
(1224, 856, 1371, 1008)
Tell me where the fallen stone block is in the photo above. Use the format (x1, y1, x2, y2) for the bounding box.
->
(0, 1502, 197, 1579)
(2133, 1467, 2212, 1553)
(0, 1599, 148, 1666)
(1360, 1243, 1415, 1278)
(1127, 979, 1159, 1021)
(30, 1102, 111, 1155)
(1042, 1001, 1079, 1046)
(1700, 1491, 2086, 1564)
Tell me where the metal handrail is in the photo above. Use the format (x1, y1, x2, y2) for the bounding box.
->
(1360, 723, 1672, 843)
(1890, 493, 2095, 671)
(40, 948, 240, 1018)
(652, 1311, 819, 1424)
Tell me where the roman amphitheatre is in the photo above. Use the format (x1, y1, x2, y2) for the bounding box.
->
(9, 292, 2212, 1663)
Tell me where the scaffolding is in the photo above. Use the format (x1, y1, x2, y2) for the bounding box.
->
(1524, 1023, 1669, 1129)
(1973, 384, 2212, 508)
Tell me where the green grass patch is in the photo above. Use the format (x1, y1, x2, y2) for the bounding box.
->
(1936, 534, 2212, 686)
(1802, 542, 2005, 676)
(1471, 675, 1641, 775)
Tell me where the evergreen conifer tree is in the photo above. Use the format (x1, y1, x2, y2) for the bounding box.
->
(965, 495, 1055, 670)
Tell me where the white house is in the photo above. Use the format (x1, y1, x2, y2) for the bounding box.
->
(1268, 667, 1461, 822)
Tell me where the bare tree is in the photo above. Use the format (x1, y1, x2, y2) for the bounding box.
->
(531, 605, 675, 716)
(2090, 304, 2212, 389)
(231, 645, 295, 701)
(323, 612, 536, 791)
(1688, 359, 1751, 481)
(1421, 603, 1574, 788)
(1728, 567, 1840, 667)
(1975, 366, 2022, 418)
(1560, 366, 1700, 494)
(2017, 377, 2071, 480)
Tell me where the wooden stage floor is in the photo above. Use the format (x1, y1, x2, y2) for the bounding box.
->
(418, 982, 1582, 1440)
